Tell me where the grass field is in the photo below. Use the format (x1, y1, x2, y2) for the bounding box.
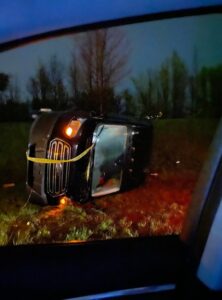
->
(0, 118, 219, 245)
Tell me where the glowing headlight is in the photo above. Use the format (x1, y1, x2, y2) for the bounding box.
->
(65, 120, 81, 138)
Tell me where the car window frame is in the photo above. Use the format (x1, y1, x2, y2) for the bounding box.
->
(0, 2, 222, 299)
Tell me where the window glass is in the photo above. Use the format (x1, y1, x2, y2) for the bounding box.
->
(0, 13, 221, 245)
(92, 125, 127, 197)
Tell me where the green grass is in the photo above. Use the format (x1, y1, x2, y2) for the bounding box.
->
(0, 122, 40, 245)
(0, 122, 31, 185)
(0, 200, 39, 245)
(150, 118, 219, 177)
(0, 118, 220, 245)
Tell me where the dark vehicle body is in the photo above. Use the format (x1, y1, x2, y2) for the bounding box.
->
(27, 111, 152, 204)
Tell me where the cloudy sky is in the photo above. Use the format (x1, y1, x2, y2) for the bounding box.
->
(0, 13, 222, 99)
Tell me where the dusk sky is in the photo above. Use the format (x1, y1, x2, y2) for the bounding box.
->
(0, 13, 222, 99)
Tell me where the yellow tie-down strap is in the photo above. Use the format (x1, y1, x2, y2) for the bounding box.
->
(26, 144, 94, 164)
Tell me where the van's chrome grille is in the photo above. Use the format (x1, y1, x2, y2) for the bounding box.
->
(46, 138, 71, 196)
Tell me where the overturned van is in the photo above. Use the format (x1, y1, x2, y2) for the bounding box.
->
(26, 110, 153, 204)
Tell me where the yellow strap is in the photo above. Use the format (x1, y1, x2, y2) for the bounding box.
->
(26, 144, 94, 164)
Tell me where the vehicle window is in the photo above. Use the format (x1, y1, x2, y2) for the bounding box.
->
(91, 125, 128, 197)
(0, 13, 221, 245)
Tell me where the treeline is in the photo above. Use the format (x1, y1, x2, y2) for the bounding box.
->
(130, 51, 222, 118)
(0, 29, 222, 121)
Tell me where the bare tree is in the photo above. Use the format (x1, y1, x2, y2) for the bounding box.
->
(171, 51, 188, 118)
(28, 56, 68, 110)
(27, 63, 52, 109)
(48, 55, 67, 109)
(159, 60, 170, 117)
(132, 71, 159, 117)
(189, 47, 199, 115)
(0, 72, 9, 103)
(69, 50, 81, 104)
(70, 28, 130, 114)
(8, 75, 20, 102)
